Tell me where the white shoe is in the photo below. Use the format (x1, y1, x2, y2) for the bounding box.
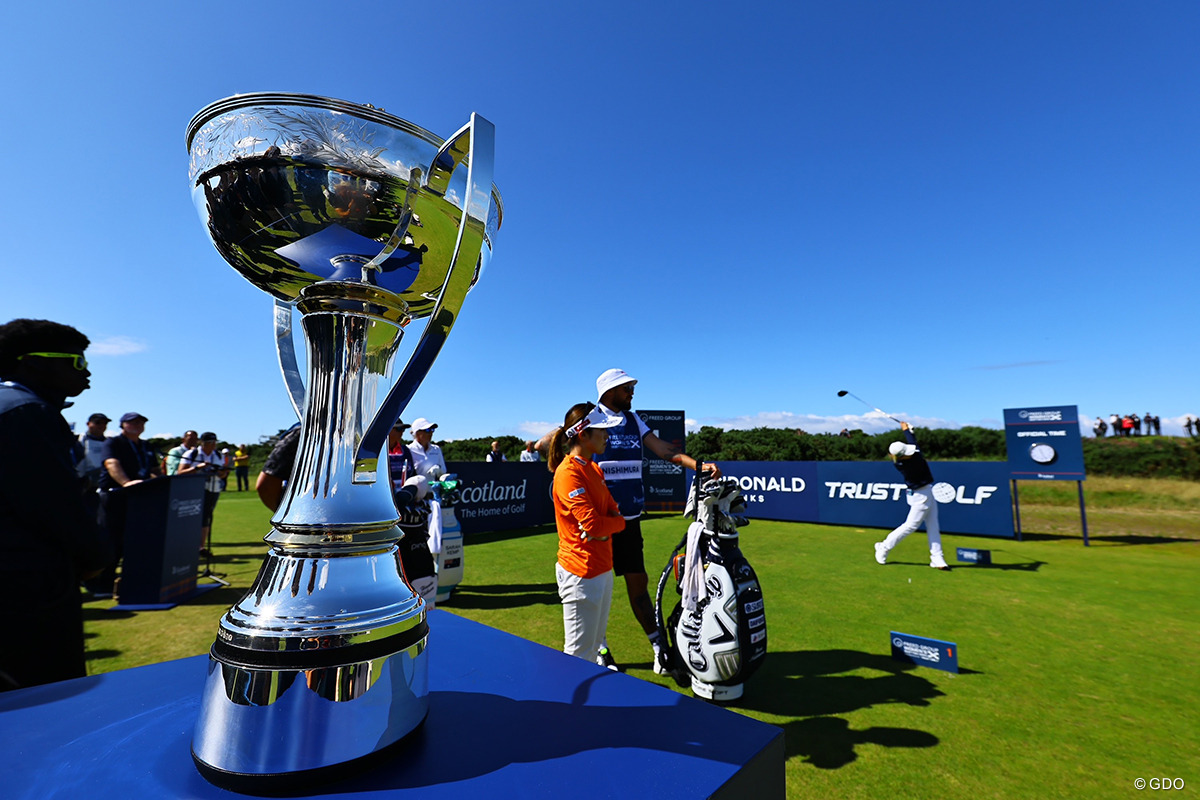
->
(596, 646, 619, 671)
(874, 542, 888, 565)
(652, 648, 668, 675)
(930, 555, 951, 570)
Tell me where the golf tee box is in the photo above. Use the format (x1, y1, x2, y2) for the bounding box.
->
(890, 631, 959, 673)
(956, 547, 992, 565)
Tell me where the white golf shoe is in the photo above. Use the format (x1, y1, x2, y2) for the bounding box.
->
(930, 554, 951, 570)
(874, 542, 888, 565)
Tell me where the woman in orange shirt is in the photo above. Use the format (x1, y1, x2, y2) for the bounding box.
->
(548, 402, 626, 662)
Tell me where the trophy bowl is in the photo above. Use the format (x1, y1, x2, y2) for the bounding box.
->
(185, 93, 500, 792)
(187, 93, 502, 311)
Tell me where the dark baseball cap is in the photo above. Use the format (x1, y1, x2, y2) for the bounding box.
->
(88, 413, 111, 423)
(200, 431, 218, 441)
(392, 419, 408, 430)
(120, 412, 148, 424)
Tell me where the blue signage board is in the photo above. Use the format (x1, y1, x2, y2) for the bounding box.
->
(637, 409, 687, 512)
(890, 631, 959, 673)
(447, 462, 553, 535)
(701, 461, 820, 522)
(1003, 405, 1086, 481)
(698, 460, 1014, 537)
(956, 547, 992, 565)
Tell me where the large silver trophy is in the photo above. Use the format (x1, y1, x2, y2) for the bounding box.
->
(185, 93, 500, 790)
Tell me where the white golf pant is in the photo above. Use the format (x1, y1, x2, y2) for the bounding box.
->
(882, 484, 944, 561)
(555, 563, 613, 661)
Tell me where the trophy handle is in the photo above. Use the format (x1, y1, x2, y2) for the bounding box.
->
(274, 298, 306, 421)
(352, 112, 495, 482)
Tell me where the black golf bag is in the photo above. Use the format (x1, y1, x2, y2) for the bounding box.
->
(654, 476, 767, 702)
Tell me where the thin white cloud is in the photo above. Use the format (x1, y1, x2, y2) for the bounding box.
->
(89, 336, 149, 356)
(517, 420, 556, 438)
(686, 410, 964, 435)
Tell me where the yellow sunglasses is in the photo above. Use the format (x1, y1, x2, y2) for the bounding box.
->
(19, 352, 89, 371)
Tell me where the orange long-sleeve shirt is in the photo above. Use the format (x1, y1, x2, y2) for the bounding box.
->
(553, 455, 625, 578)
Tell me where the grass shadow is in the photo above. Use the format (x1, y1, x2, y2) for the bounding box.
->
(736, 649, 946, 718)
(781, 715, 939, 768)
(178, 586, 252, 607)
(888, 558, 1046, 571)
(443, 582, 559, 610)
(466, 525, 555, 546)
(699, 650, 948, 767)
(954, 560, 1046, 572)
(1017, 532, 1198, 546)
(82, 607, 134, 621)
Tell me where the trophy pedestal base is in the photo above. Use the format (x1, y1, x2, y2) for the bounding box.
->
(192, 710, 427, 797)
(191, 644, 429, 791)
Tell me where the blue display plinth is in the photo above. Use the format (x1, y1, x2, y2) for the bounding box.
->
(0, 610, 783, 798)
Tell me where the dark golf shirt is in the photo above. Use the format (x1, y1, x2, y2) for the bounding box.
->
(893, 430, 935, 490)
(98, 435, 157, 490)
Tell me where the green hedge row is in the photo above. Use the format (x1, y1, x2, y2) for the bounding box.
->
(161, 425, 1200, 483)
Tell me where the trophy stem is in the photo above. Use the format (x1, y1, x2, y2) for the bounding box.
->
(191, 279, 429, 789)
(269, 280, 409, 545)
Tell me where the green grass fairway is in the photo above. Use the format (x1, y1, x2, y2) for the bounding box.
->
(82, 488, 1198, 799)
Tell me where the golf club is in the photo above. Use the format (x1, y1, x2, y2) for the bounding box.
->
(837, 390, 903, 424)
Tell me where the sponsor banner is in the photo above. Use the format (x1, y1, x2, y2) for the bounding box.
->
(637, 409, 687, 512)
(817, 461, 1013, 537)
(700, 461, 820, 522)
(691, 460, 1014, 538)
(956, 547, 992, 565)
(447, 462, 553, 535)
(1004, 404, 1086, 481)
(890, 631, 959, 673)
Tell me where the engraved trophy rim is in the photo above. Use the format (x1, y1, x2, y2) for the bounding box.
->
(186, 91, 504, 221)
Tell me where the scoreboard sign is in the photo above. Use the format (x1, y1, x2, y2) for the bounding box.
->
(1003, 405, 1086, 481)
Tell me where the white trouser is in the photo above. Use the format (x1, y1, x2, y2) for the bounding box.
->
(882, 484, 944, 560)
(555, 563, 613, 660)
(411, 575, 437, 610)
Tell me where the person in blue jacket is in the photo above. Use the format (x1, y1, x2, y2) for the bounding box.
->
(0, 318, 113, 689)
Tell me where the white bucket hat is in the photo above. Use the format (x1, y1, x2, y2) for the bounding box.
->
(596, 368, 637, 400)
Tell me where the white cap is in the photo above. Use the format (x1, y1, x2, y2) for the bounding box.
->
(889, 441, 917, 458)
(596, 368, 637, 399)
(410, 418, 437, 432)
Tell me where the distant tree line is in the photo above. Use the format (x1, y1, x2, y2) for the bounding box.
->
(155, 425, 1198, 484)
(684, 426, 1007, 463)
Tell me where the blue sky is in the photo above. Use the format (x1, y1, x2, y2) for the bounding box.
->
(3, 2, 1197, 445)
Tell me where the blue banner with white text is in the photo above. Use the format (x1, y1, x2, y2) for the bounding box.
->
(694, 460, 1014, 537)
(446, 462, 553, 535)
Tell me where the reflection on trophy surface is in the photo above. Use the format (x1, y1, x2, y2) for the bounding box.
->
(185, 93, 501, 789)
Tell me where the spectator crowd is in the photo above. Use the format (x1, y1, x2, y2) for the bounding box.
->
(1094, 412, 1162, 437)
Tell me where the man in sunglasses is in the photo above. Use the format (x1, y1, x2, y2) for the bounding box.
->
(0, 318, 113, 690)
(589, 369, 720, 673)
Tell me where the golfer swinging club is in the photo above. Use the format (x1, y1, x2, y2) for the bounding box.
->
(875, 421, 951, 570)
